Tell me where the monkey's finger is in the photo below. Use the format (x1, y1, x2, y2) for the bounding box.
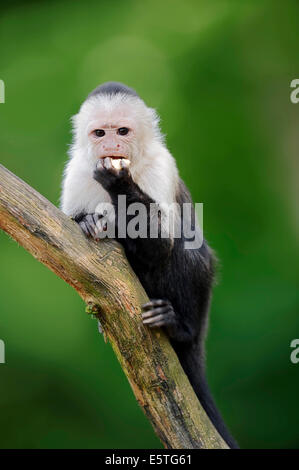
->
(92, 213, 101, 224)
(96, 159, 104, 170)
(84, 222, 95, 238)
(92, 214, 102, 238)
(148, 320, 169, 328)
(142, 299, 168, 309)
(103, 157, 113, 170)
(85, 215, 98, 238)
(79, 221, 92, 238)
(142, 300, 169, 311)
(142, 313, 167, 325)
(146, 313, 175, 328)
(141, 307, 171, 319)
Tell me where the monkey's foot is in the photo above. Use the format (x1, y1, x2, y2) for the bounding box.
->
(77, 213, 107, 241)
(141, 299, 176, 328)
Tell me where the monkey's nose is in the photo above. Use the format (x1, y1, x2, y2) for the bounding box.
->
(103, 145, 119, 151)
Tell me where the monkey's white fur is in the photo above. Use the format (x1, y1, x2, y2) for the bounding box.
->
(61, 92, 179, 228)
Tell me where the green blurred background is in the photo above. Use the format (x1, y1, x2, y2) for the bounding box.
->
(0, 0, 298, 449)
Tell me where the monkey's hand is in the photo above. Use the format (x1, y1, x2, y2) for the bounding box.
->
(142, 299, 176, 329)
(75, 213, 107, 241)
(93, 157, 132, 193)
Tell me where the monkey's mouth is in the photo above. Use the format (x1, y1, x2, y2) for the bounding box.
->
(98, 155, 129, 160)
(97, 155, 131, 170)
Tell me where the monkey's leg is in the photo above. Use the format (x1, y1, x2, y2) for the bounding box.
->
(142, 299, 193, 342)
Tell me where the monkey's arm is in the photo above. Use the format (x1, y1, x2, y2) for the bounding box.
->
(93, 158, 173, 264)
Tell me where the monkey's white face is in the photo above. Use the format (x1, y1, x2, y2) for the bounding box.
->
(62, 92, 179, 218)
(73, 94, 160, 167)
(87, 110, 136, 164)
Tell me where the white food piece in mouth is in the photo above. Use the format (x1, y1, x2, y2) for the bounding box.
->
(112, 158, 130, 170)
(111, 158, 122, 170)
(97, 157, 131, 171)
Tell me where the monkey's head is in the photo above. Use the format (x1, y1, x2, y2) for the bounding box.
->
(71, 82, 163, 168)
(63, 82, 179, 221)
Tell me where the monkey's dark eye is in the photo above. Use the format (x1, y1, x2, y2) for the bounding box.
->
(117, 127, 129, 136)
(94, 129, 105, 137)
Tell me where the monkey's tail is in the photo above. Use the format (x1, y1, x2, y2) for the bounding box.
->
(193, 371, 239, 449)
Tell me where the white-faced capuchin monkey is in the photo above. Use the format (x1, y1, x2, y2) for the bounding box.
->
(61, 82, 238, 448)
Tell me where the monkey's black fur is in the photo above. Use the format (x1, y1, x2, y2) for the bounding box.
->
(75, 83, 238, 448)
(87, 81, 139, 100)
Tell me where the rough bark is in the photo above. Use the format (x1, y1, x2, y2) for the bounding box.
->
(0, 164, 228, 449)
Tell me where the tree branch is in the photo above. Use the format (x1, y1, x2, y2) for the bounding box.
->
(0, 164, 228, 449)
